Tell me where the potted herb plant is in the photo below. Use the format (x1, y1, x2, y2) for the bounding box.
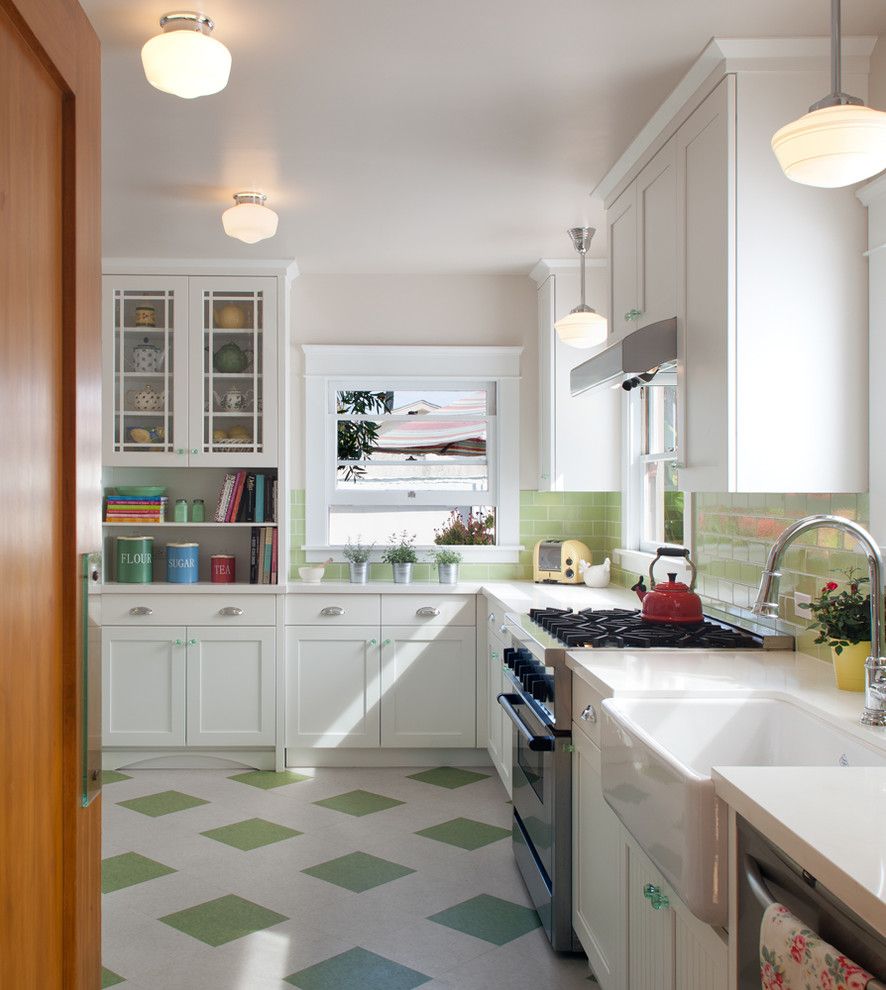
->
(429, 548, 462, 585)
(343, 537, 373, 584)
(382, 531, 418, 584)
(798, 567, 871, 691)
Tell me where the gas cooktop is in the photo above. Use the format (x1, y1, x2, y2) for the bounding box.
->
(527, 607, 792, 650)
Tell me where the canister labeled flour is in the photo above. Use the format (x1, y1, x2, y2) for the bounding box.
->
(117, 536, 153, 583)
(166, 542, 199, 583)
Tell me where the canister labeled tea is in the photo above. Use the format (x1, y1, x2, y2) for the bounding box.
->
(117, 536, 153, 583)
(167, 542, 199, 584)
(211, 554, 235, 583)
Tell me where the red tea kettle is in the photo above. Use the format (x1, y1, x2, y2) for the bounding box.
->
(631, 547, 703, 624)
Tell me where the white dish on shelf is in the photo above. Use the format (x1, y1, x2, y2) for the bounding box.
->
(298, 566, 325, 584)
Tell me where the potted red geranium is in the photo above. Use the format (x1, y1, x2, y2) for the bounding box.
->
(798, 568, 871, 691)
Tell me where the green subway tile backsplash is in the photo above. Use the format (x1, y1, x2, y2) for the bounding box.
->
(290, 490, 624, 584)
(694, 492, 869, 661)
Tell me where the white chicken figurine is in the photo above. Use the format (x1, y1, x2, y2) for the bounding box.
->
(579, 557, 610, 588)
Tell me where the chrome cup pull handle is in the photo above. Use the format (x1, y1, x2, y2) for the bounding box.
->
(416, 606, 441, 617)
(320, 606, 346, 617)
(129, 606, 153, 616)
(580, 704, 597, 723)
(219, 606, 244, 617)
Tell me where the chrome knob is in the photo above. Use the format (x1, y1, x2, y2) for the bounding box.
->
(500, 624, 508, 635)
(218, 606, 243, 617)
(320, 606, 346, 617)
(129, 606, 153, 616)
(580, 704, 597, 724)
(488, 612, 495, 623)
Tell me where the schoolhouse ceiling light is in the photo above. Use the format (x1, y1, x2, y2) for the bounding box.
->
(222, 192, 279, 244)
(554, 227, 608, 349)
(141, 11, 232, 99)
(771, 0, 886, 187)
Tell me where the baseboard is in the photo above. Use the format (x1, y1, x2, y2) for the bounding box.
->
(284, 747, 493, 768)
(102, 749, 275, 771)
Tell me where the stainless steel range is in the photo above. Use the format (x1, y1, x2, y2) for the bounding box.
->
(497, 604, 793, 953)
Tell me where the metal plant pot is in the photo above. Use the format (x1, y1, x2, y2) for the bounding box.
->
(392, 562, 414, 584)
(349, 562, 369, 584)
(438, 563, 459, 585)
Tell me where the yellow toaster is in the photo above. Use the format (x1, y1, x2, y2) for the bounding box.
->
(533, 539, 591, 584)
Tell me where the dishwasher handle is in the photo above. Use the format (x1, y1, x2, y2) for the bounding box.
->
(497, 693, 555, 751)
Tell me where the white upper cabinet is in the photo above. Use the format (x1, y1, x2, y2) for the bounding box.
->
(608, 186, 639, 339)
(103, 273, 278, 467)
(601, 41, 870, 494)
(534, 263, 621, 492)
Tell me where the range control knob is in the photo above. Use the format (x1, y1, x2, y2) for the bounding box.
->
(503, 647, 517, 669)
(565, 557, 573, 566)
(531, 677, 552, 702)
(565, 568, 574, 579)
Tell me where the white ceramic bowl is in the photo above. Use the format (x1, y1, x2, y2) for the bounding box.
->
(298, 566, 325, 584)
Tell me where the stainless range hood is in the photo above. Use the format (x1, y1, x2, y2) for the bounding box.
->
(570, 317, 677, 394)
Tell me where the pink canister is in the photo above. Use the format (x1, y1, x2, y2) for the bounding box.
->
(210, 554, 235, 583)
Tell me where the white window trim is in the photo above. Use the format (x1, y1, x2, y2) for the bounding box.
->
(617, 375, 694, 583)
(303, 345, 523, 563)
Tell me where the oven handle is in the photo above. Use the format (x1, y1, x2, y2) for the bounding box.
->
(497, 693, 556, 751)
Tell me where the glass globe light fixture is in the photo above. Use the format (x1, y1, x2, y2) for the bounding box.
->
(554, 227, 608, 349)
(141, 11, 232, 99)
(222, 192, 279, 244)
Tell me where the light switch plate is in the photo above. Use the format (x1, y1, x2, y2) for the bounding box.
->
(793, 592, 812, 618)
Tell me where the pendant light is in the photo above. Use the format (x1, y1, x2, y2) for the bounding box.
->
(141, 11, 232, 99)
(222, 192, 279, 244)
(554, 227, 608, 348)
(771, 0, 886, 187)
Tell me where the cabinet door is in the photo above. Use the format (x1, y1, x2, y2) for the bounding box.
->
(498, 663, 513, 795)
(186, 626, 275, 746)
(102, 276, 190, 466)
(188, 276, 278, 467)
(103, 625, 186, 746)
(380, 626, 476, 747)
(636, 139, 676, 328)
(573, 725, 626, 990)
(537, 273, 556, 489)
(675, 77, 734, 493)
(608, 183, 638, 338)
(627, 835, 676, 990)
(486, 640, 503, 769)
(285, 626, 380, 748)
(674, 908, 728, 990)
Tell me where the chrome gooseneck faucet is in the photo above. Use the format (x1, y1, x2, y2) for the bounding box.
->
(752, 514, 886, 727)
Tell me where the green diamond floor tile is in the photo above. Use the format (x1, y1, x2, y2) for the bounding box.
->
(102, 851, 177, 894)
(228, 770, 310, 789)
(303, 851, 415, 893)
(101, 966, 125, 987)
(159, 894, 288, 947)
(116, 790, 209, 818)
(201, 818, 302, 851)
(284, 946, 431, 990)
(427, 893, 541, 945)
(407, 767, 490, 789)
(415, 817, 512, 851)
(312, 789, 405, 817)
(101, 770, 131, 785)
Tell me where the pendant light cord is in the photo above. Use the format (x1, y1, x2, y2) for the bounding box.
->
(579, 246, 586, 309)
(831, 0, 841, 97)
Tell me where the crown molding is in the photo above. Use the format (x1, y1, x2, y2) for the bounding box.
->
(102, 257, 300, 281)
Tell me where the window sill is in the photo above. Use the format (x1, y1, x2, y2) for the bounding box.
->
(304, 545, 524, 565)
(614, 547, 691, 584)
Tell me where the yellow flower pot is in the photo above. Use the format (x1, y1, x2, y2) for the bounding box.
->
(831, 641, 870, 692)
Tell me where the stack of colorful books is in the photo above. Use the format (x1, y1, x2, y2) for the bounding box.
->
(214, 471, 277, 523)
(105, 495, 168, 523)
(250, 526, 278, 584)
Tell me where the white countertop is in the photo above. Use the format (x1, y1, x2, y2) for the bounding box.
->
(714, 766, 886, 934)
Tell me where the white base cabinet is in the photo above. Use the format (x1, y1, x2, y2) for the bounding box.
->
(482, 600, 513, 794)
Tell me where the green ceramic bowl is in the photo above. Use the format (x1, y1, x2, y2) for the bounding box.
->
(114, 486, 167, 497)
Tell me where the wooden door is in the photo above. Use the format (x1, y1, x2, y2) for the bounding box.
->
(103, 627, 187, 747)
(0, 0, 101, 987)
(380, 626, 476, 747)
(186, 626, 275, 746)
(284, 626, 381, 748)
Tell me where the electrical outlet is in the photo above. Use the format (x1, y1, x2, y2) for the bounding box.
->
(793, 592, 812, 618)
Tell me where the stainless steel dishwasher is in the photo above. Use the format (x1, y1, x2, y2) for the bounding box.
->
(736, 817, 886, 988)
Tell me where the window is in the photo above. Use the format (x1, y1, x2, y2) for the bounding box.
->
(625, 373, 689, 555)
(303, 346, 521, 562)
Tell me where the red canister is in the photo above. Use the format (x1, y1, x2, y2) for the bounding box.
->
(211, 554, 236, 583)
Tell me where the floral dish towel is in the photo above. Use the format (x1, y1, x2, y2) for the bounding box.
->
(760, 902, 879, 989)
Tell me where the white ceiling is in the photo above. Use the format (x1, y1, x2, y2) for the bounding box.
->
(82, 0, 886, 273)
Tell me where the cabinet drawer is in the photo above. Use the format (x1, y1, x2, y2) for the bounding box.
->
(572, 674, 605, 747)
(382, 594, 476, 627)
(102, 594, 276, 626)
(482, 598, 511, 645)
(285, 594, 380, 626)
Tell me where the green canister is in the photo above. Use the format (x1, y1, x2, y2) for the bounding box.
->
(116, 536, 154, 583)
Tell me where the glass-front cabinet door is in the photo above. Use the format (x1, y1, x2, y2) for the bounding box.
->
(188, 277, 277, 467)
(102, 276, 190, 466)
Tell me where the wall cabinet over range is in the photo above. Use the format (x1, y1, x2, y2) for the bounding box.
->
(599, 40, 870, 493)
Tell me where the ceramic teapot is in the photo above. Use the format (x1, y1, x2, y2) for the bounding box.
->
(213, 386, 253, 411)
(131, 337, 164, 373)
(127, 384, 165, 411)
(212, 342, 253, 374)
